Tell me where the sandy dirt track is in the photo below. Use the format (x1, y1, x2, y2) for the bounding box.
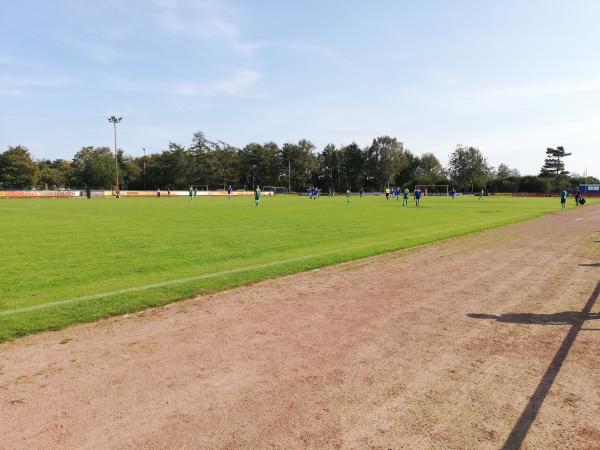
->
(1, 205, 600, 449)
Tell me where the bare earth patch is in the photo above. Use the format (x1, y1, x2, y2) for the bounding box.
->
(1, 206, 600, 449)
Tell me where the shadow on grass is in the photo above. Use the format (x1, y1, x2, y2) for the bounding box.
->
(468, 280, 600, 450)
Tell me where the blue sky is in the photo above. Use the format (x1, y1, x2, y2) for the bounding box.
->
(1, 0, 599, 176)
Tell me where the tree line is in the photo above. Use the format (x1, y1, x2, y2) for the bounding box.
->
(0, 132, 596, 193)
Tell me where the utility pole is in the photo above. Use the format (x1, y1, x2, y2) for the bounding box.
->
(142, 147, 146, 190)
(251, 164, 257, 189)
(107, 116, 123, 193)
(288, 148, 293, 193)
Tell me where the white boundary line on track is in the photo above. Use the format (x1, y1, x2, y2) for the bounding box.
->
(3, 207, 598, 317)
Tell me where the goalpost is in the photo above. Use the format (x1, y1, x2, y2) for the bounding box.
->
(262, 186, 289, 195)
(415, 185, 449, 196)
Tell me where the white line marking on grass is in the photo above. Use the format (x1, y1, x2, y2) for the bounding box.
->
(0, 216, 549, 317)
(0, 253, 325, 316)
(1, 240, 403, 316)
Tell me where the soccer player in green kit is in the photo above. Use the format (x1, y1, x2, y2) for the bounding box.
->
(188, 186, 193, 202)
(255, 186, 261, 206)
(345, 188, 350, 204)
(402, 188, 409, 206)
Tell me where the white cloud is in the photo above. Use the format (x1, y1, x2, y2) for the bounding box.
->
(54, 0, 344, 67)
(153, 0, 260, 56)
(258, 41, 348, 67)
(172, 69, 261, 95)
(112, 68, 262, 97)
(473, 78, 600, 98)
(0, 75, 72, 96)
(390, 76, 600, 115)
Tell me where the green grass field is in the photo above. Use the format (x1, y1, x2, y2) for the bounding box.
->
(0, 194, 592, 341)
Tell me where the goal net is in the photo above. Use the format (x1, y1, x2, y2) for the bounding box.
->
(416, 185, 449, 196)
(262, 186, 289, 195)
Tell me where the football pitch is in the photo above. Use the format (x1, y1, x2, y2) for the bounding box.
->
(0, 195, 589, 341)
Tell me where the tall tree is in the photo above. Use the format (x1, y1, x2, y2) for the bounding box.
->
(206, 145, 239, 189)
(365, 136, 404, 189)
(497, 163, 519, 178)
(71, 146, 116, 189)
(158, 143, 189, 189)
(540, 146, 571, 176)
(279, 140, 317, 191)
(406, 153, 449, 187)
(342, 142, 366, 191)
(317, 144, 341, 190)
(417, 153, 444, 177)
(119, 155, 142, 189)
(239, 142, 278, 189)
(448, 145, 492, 192)
(0, 145, 38, 188)
(394, 149, 418, 187)
(187, 131, 216, 185)
(37, 159, 72, 189)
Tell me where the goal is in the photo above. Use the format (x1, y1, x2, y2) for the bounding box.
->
(262, 186, 289, 195)
(415, 185, 449, 196)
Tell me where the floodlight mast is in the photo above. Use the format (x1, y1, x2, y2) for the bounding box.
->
(107, 116, 123, 194)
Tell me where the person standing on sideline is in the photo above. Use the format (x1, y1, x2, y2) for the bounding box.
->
(414, 186, 422, 206)
(345, 188, 351, 204)
(188, 186, 194, 202)
(561, 188, 568, 209)
(167, 188, 171, 198)
(403, 188, 409, 206)
(574, 190, 581, 206)
(479, 189, 484, 200)
(227, 185, 232, 199)
(156, 187, 161, 198)
(255, 186, 261, 206)
(385, 187, 390, 200)
(359, 187, 364, 198)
